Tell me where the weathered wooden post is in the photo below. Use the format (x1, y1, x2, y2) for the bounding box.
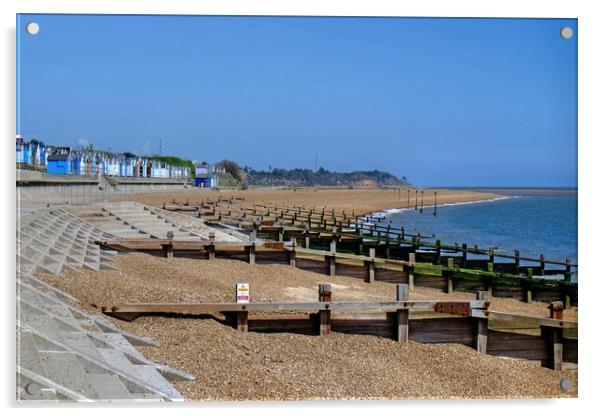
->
(163, 231, 174, 259)
(357, 227, 364, 255)
(408, 252, 416, 290)
(514, 249, 520, 275)
(208, 232, 216, 260)
(444, 259, 454, 294)
(232, 284, 249, 332)
(318, 284, 332, 335)
(328, 238, 337, 277)
(474, 291, 490, 354)
(247, 232, 256, 265)
(415, 189, 418, 210)
(364, 248, 376, 283)
(250, 218, 259, 242)
(564, 257, 572, 308)
(435, 240, 441, 265)
(522, 280, 533, 303)
(461, 243, 468, 268)
(304, 223, 310, 249)
(546, 301, 564, 370)
(396, 284, 410, 343)
(289, 238, 297, 267)
(278, 221, 284, 243)
(385, 224, 391, 259)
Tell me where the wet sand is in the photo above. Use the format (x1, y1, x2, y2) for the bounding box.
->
(126, 187, 499, 216)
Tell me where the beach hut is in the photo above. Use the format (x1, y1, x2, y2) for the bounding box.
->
(70, 150, 80, 175)
(194, 162, 212, 186)
(16, 136, 24, 164)
(47, 147, 72, 175)
(119, 156, 125, 177)
(80, 155, 87, 176)
(124, 153, 136, 177)
(38, 142, 47, 168)
(23, 142, 31, 165)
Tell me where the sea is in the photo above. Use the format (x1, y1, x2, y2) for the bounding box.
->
(376, 191, 577, 264)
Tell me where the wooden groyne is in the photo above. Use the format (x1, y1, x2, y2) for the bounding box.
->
(101, 285, 577, 371)
(97, 235, 577, 306)
(161, 197, 576, 281)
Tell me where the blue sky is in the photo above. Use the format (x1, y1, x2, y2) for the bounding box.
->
(17, 15, 577, 187)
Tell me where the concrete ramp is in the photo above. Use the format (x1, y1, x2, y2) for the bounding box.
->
(17, 208, 119, 277)
(67, 202, 202, 240)
(17, 275, 194, 402)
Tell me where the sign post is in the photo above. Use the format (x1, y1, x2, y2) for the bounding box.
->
(236, 283, 250, 304)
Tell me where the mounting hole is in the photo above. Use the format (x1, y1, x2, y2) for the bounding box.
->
(24, 382, 41, 395)
(560, 378, 574, 391)
(26, 22, 40, 35)
(560, 27, 573, 39)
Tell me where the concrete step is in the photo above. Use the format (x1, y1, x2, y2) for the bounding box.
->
(37, 351, 97, 399)
(87, 373, 133, 400)
(18, 330, 47, 377)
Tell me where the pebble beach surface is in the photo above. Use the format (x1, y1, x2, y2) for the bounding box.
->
(36, 254, 578, 400)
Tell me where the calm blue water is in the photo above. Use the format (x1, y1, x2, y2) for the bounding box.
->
(382, 194, 577, 263)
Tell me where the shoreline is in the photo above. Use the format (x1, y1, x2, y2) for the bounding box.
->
(448, 187, 577, 195)
(366, 195, 512, 219)
(127, 187, 500, 216)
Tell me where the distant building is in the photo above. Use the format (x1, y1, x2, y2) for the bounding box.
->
(194, 162, 219, 188)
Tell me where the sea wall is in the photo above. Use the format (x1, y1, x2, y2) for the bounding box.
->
(16, 169, 191, 204)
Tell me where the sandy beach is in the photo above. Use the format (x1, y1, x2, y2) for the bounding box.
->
(36, 253, 577, 400)
(126, 187, 499, 216)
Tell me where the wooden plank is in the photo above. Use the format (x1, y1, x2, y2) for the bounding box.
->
(488, 311, 577, 330)
(410, 317, 474, 345)
(335, 262, 368, 280)
(248, 317, 316, 335)
(332, 318, 395, 337)
(102, 300, 487, 316)
(563, 338, 578, 363)
(296, 257, 328, 275)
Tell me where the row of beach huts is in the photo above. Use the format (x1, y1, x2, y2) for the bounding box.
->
(16, 135, 195, 180)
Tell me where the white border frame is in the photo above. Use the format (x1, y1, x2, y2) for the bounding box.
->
(3, 1, 600, 414)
